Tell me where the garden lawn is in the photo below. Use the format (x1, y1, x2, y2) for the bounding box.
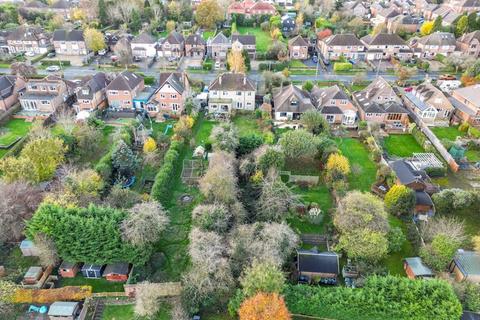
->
(202, 30, 215, 41)
(0, 118, 32, 147)
(431, 126, 480, 162)
(101, 303, 171, 320)
(383, 216, 415, 276)
(237, 27, 271, 53)
(289, 60, 307, 68)
(153, 116, 216, 281)
(336, 138, 377, 192)
(287, 184, 333, 235)
(232, 113, 262, 137)
(59, 276, 125, 293)
(383, 134, 424, 157)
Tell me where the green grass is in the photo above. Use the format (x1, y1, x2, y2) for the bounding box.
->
(153, 116, 216, 281)
(383, 134, 424, 157)
(0, 63, 11, 68)
(289, 69, 317, 75)
(152, 120, 176, 137)
(60, 276, 125, 293)
(102, 305, 134, 320)
(383, 216, 415, 276)
(336, 138, 377, 192)
(238, 27, 271, 53)
(0, 119, 32, 147)
(431, 125, 465, 141)
(284, 158, 322, 176)
(289, 60, 308, 68)
(0, 246, 39, 283)
(232, 114, 262, 137)
(202, 30, 215, 40)
(431, 126, 480, 162)
(102, 303, 171, 320)
(287, 184, 333, 235)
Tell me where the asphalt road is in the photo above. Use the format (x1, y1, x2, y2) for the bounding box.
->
(0, 66, 435, 84)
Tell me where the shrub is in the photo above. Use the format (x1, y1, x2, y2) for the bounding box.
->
(14, 286, 92, 303)
(284, 275, 462, 320)
(202, 61, 213, 70)
(333, 62, 353, 72)
(384, 185, 415, 217)
(237, 134, 264, 156)
(40, 60, 71, 66)
(144, 76, 155, 85)
(151, 140, 182, 205)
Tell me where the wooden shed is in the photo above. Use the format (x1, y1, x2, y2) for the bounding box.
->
(103, 263, 130, 282)
(404, 257, 434, 280)
(59, 262, 81, 278)
(81, 264, 104, 279)
(23, 266, 43, 285)
(20, 240, 39, 256)
(449, 250, 480, 283)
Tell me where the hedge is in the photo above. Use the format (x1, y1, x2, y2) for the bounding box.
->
(333, 62, 353, 72)
(259, 61, 289, 72)
(151, 140, 182, 205)
(40, 60, 71, 66)
(144, 76, 155, 85)
(284, 275, 462, 320)
(31, 51, 49, 64)
(202, 61, 213, 70)
(94, 150, 113, 182)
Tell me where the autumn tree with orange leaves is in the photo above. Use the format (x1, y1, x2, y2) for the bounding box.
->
(239, 292, 291, 320)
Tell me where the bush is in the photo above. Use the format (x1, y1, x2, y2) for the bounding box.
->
(333, 62, 353, 72)
(13, 286, 92, 303)
(144, 76, 155, 85)
(94, 151, 113, 182)
(425, 166, 446, 177)
(284, 276, 462, 320)
(237, 134, 264, 156)
(202, 61, 213, 70)
(151, 140, 182, 205)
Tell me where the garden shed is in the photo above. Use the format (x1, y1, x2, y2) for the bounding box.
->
(404, 257, 434, 279)
(449, 250, 480, 283)
(81, 264, 104, 279)
(23, 266, 43, 285)
(297, 250, 339, 284)
(48, 301, 80, 320)
(20, 239, 39, 256)
(58, 261, 81, 278)
(103, 262, 130, 282)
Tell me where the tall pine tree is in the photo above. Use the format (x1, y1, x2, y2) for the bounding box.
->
(98, 0, 108, 27)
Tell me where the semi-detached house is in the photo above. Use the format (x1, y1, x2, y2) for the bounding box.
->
(317, 34, 365, 61)
(208, 73, 256, 114)
(106, 71, 144, 111)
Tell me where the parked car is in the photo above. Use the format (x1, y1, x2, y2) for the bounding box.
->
(25, 51, 35, 57)
(439, 74, 456, 80)
(46, 65, 60, 72)
(111, 55, 118, 62)
(323, 59, 330, 66)
(47, 52, 56, 58)
(133, 56, 142, 62)
(405, 87, 413, 92)
(98, 49, 107, 56)
(312, 55, 318, 63)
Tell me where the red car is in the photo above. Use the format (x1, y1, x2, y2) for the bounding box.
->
(404, 87, 413, 92)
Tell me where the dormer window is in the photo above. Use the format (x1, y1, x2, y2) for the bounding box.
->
(82, 89, 89, 95)
(291, 99, 298, 106)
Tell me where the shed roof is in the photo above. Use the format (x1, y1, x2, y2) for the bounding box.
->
(103, 262, 129, 275)
(48, 302, 79, 316)
(454, 250, 480, 277)
(404, 257, 434, 277)
(297, 250, 339, 275)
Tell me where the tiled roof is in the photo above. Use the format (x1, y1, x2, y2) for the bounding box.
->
(158, 72, 186, 94)
(273, 84, 314, 113)
(131, 32, 155, 44)
(323, 34, 363, 47)
(362, 33, 406, 46)
(231, 34, 256, 46)
(185, 34, 206, 45)
(288, 35, 308, 47)
(53, 29, 84, 42)
(418, 32, 456, 46)
(107, 71, 143, 91)
(209, 73, 255, 91)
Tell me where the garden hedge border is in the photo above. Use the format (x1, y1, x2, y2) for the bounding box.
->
(151, 140, 182, 205)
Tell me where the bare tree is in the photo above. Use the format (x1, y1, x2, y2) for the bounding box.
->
(192, 203, 233, 233)
(114, 37, 133, 67)
(134, 281, 162, 318)
(54, 109, 77, 135)
(34, 233, 59, 267)
(121, 201, 170, 246)
(10, 62, 37, 77)
(0, 182, 43, 243)
(421, 216, 467, 245)
(189, 228, 226, 271)
(257, 171, 298, 222)
(171, 303, 189, 320)
(199, 152, 238, 204)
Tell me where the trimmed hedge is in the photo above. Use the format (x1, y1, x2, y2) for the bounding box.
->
(284, 275, 462, 320)
(41, 60, 71, 66)
(333, 62, 353, 72)
(151, 140, 182, 205)
(259, 61, 289, 72)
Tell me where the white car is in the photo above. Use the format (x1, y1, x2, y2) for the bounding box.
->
(25, 51, 35, 57)
(98, 49, 107, 56)
(46, 65, 61, 72)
